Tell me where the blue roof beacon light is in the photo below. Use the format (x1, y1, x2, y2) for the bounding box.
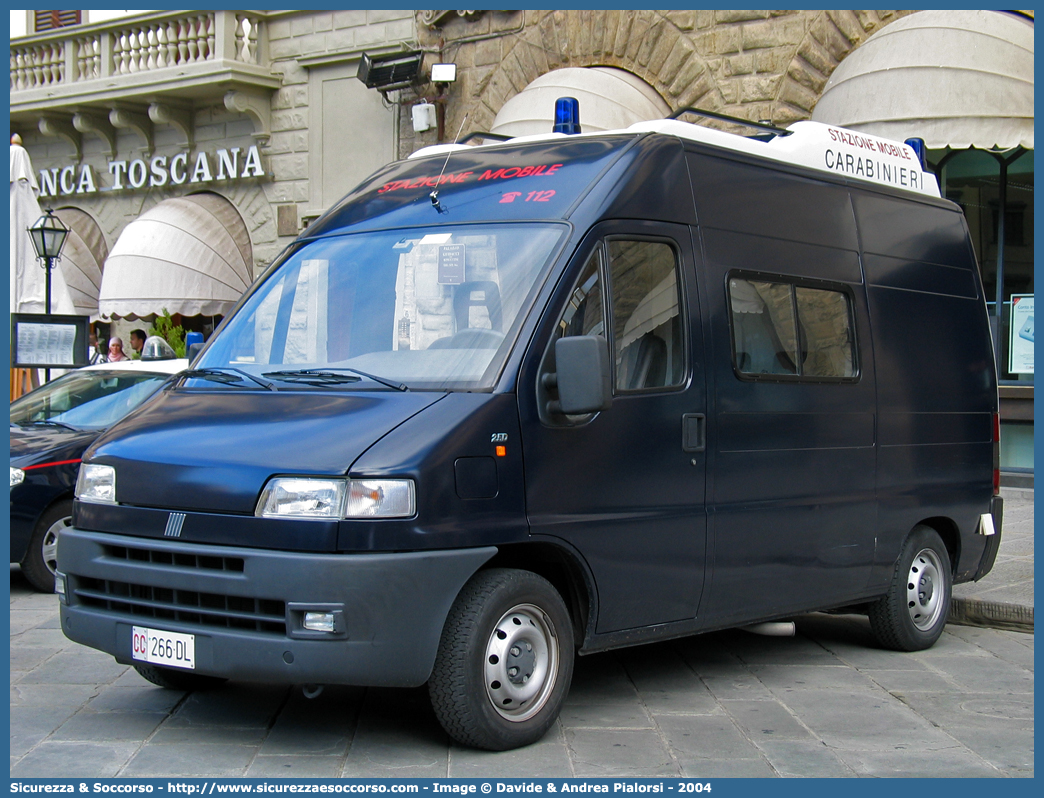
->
(905, 137, 927, 170)
(553, 97, 582, 135)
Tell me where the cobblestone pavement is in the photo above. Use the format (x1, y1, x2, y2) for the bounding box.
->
(10, 575, 1033, 779)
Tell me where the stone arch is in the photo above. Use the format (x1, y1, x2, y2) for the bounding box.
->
(451, 10, 722, 138)
(491, 67, 671, 136)
(772, 10, 913, 124)
(448, 10, 915, 138)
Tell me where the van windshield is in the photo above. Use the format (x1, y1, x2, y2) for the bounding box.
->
(197, 224, 566, 391)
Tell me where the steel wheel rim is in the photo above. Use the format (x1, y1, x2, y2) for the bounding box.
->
(483, 603, 559, 722)
(41, 515, 70, 576)
(906, 547, 945, 631)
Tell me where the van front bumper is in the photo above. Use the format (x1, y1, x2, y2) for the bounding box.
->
(57, 527, 495, 687)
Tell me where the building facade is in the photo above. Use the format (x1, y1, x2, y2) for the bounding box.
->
(10, 9, 414, 334)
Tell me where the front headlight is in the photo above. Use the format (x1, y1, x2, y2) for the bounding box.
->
(10, 467, 24, 488)
(76, 463, 117, 504)
(256, 477, 415, 520)
(256, 477, 347, 519)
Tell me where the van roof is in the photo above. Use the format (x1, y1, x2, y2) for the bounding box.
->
(411, 118, 941, 199)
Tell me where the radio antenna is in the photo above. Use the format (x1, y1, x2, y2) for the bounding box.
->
(430, 114, 469, 214)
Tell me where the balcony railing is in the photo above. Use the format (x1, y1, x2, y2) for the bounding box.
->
(8, 8, 282, 144)
(11, 11, 266, 91)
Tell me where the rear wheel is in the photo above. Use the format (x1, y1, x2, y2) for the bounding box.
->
(133, 663, 227, 692)
(21, 500, 72, 593)
(869, 526, 951, 651)
(428, 568, 574, 750)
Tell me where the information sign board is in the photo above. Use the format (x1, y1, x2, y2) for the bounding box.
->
(1009, 294, 1033, 375)
(10, 313, 89, 369)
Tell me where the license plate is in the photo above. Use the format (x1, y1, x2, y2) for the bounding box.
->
(132, 626, 195, 669)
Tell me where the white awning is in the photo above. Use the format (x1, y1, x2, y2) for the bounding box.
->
(491, 67, 671, 137)
(99, 193, 253, 319)
(811, 10, 1033, 150)
(54, 207, 108, 318)
(11, 143, 76, 316)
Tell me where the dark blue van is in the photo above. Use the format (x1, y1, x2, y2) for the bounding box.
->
(58, 113, 1003, 750)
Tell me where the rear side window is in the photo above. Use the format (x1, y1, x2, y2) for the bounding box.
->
(728, 276, 857, 381)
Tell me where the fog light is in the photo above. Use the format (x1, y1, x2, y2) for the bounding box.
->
(303, 612, 337, 633)
(55, 571, 67, 603)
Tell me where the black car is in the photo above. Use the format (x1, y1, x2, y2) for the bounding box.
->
(10, 358, 186, 591)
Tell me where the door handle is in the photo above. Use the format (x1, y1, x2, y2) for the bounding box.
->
(682, 413, 705, 452)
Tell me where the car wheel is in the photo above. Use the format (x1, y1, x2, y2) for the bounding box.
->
(133, 663, 227, 691)
(428, 568, 574, 751)
(868, 525, 952, 651)
(21, 499, 72, 593)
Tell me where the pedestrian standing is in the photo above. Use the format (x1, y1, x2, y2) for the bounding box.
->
(129, 328, 147, 359)
(107, 337, 130, 362)
(88, 329, 107, 364)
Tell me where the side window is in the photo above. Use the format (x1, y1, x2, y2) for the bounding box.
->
(540, 248, 606, 425)
(544, 237, 685, 423)
(608, 240, 684, 391)
(795, 286, 855, 378)
(729, 276, 856, 380)
(555, 249, 604, 341)
(729, 278, 798, 375)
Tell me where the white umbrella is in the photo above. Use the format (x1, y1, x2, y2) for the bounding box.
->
(10, 138, 75, 315)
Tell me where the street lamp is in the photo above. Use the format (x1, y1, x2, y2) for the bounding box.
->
(27, 208, 70, 314)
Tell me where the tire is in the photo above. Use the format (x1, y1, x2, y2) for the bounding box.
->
(133, 663, 227, 692)
(869, 526, 952, 651)
(21, 499, 72, 593)
(428, 568, 574, 750)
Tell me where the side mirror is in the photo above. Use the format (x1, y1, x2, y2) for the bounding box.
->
(554, 335, 612, 415)
(186, 341, 204, 364)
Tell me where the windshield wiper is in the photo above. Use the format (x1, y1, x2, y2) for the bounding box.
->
(24, 419, 80, 431)
(263, 368, 408, 392)
(179, 367, 276, 391)
(262, 370, 361, 387)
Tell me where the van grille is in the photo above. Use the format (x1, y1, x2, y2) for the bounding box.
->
(103, 544, 245, 572)
(73, 576, 286, 635)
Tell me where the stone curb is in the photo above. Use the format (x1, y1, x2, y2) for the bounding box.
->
(950, 597, 1034, 633)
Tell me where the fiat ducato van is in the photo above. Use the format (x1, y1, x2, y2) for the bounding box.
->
(59, 107, 1003, 750)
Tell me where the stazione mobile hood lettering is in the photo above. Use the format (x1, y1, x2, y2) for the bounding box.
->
(305, 137, 631, 234)
(376, 163, 564, 194)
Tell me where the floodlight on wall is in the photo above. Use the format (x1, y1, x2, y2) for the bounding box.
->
(431, 63, 457, 83)
(357, 50, 424, 92)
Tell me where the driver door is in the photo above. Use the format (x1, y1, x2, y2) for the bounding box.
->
(518, 221, 708, 634)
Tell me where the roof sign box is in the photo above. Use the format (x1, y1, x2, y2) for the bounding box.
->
(628, 119, 940, 198)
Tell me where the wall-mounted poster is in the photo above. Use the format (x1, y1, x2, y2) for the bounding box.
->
(1009, 294, 1034, 375)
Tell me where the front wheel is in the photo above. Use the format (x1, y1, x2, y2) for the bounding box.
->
(428, 568, 574, 750)
(869, 526, 952, 651)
